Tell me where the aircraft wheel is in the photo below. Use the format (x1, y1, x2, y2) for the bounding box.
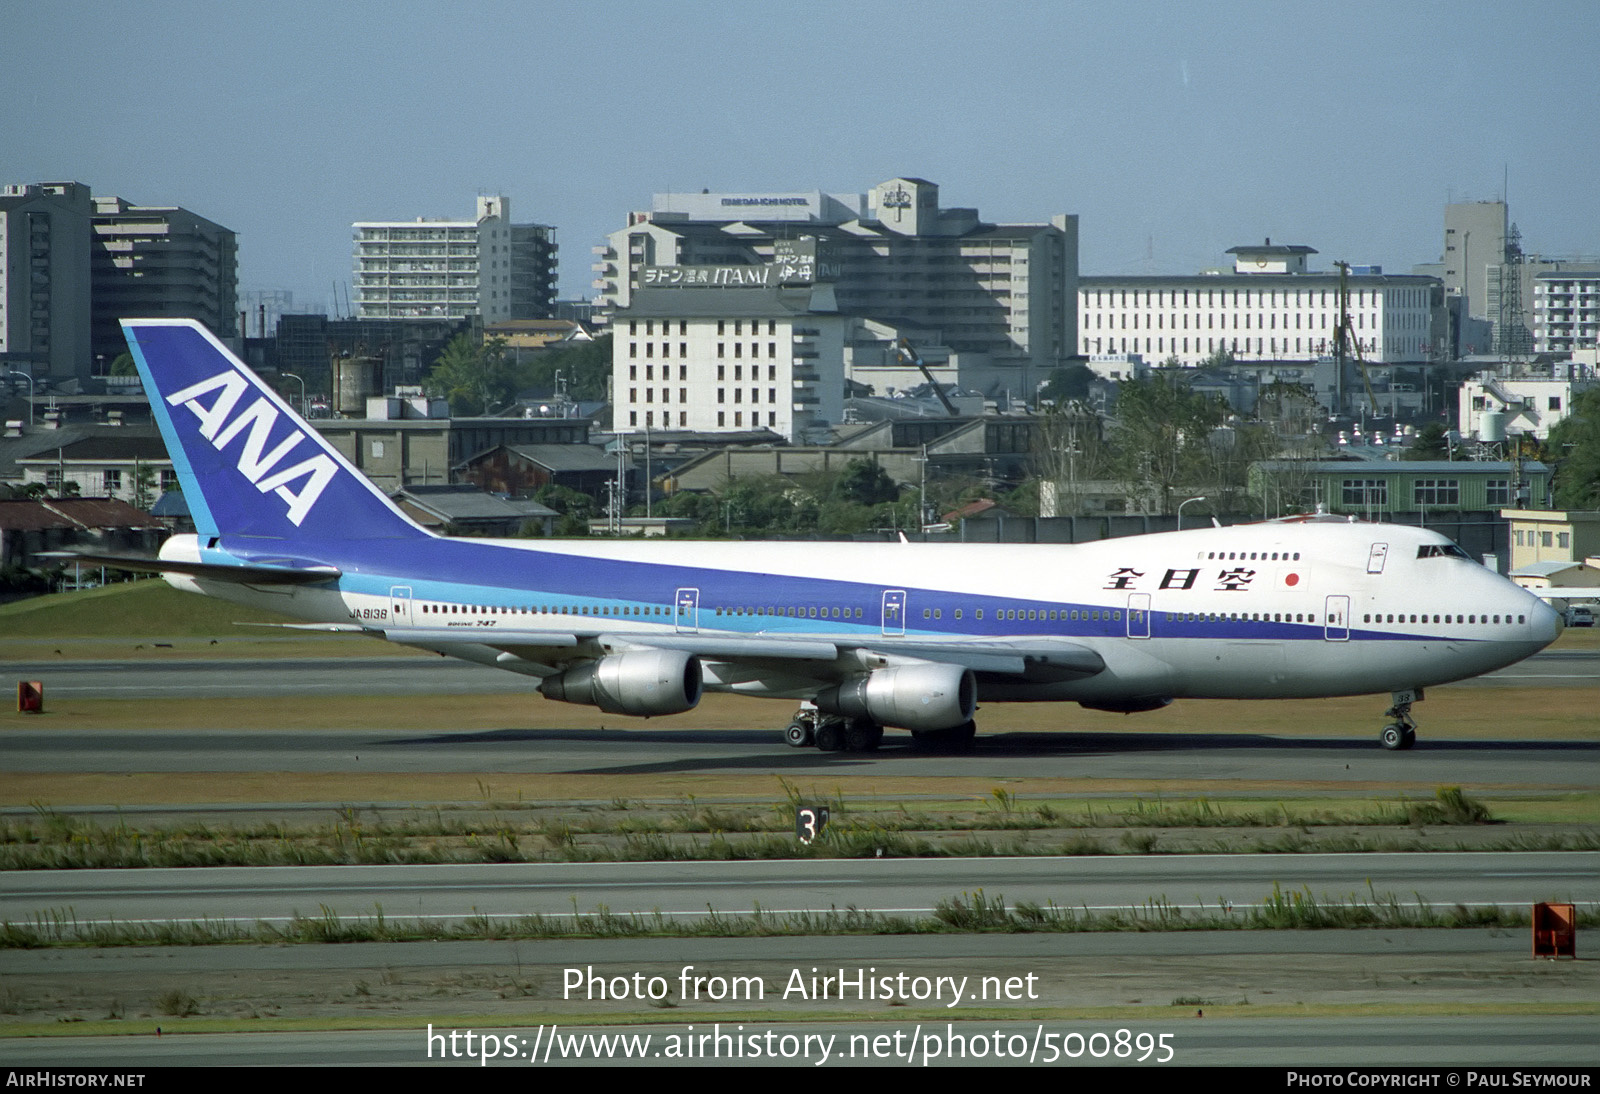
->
(951, 720, 977, 748)
(814, 722, 845, 752)
(1380, 724, 1406, 751)
(845, 720, 883, 752)
(1400, 727, 1417, 750)
(784, 721, 813, 748)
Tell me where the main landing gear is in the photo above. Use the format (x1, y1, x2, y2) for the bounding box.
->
(1380, 689, 1421, 751)
(782, 705, 884, 752)
(780, 706, 979, 752)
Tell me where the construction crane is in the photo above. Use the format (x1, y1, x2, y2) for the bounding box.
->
(1333, 261, 1380, 417)
(891, 337, 959, 416)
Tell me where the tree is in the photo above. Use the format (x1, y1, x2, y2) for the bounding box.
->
(1039, 363, 1095, 403)
(1030, 400, 1109, 517)
(1108, 375, 1227, 514)
(131, 462, 158, 510)
(1546, 386, 1600, 510)
(514, 335, 612, 403)
(425, 334, 516, 416)
(533, 483, 596, 537)
(834, 459, 900, 507)
(1403, 421, 1450, 461)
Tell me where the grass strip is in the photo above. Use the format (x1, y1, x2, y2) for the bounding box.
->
(5, 884, 1597, 950)
(6, 788, 1597, 870)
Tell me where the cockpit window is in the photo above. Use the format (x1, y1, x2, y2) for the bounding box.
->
(1417, 544, 1472, 560)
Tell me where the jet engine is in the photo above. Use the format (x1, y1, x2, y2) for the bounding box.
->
(540, 650, 703, 716)
(815, 663, 976, 731)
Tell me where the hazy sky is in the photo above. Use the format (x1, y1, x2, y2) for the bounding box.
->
(6, 1, 1598, 315)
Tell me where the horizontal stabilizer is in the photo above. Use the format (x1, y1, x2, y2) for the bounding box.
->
(234, 622, 368, 632)
(38, 551, 341, 585)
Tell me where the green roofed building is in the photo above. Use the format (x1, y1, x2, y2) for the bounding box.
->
(1248, 459, 1551, 519)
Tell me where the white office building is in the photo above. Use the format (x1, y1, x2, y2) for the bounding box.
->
(596, 177, 1076, 398)
(354, 196, 556, 322)
(1078, 242, 1441, 367)
(614, 279, 847, 442)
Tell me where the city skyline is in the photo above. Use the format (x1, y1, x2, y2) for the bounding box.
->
(6, 1, 1598, 318)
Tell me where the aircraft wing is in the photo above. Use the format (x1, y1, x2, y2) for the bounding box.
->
(861, 638, 1106, 678)
(38, 550, 341, 586)
(367, 626, 1102, 683)
(373, 626, 840, 676)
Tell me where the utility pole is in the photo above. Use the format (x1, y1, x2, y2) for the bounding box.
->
(918, 443, 927, 535)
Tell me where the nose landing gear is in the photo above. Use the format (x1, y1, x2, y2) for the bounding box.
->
(1380, 689, 1421, 750)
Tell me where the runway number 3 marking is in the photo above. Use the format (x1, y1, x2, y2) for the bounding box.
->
(795, 806, 831, 844)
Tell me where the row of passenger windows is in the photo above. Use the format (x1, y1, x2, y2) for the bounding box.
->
(1366, 612, 1525, 625)
(1205, 550, 1300, 561)
(420, 601, 1131, 624)
(421, 603, 670, 617)
(416, 602, 1525, 629)
(718, 605, 859, 619)
(1169, 611, 1321, 623)
(716, 605, 1130, 623)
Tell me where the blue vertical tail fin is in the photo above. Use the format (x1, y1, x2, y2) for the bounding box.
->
(122, 318, 428, 543)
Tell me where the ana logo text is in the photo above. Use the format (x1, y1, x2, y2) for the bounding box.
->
(165, 369, 338, 526)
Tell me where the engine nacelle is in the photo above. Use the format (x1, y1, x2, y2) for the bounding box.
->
(816, 663, 976, 731)
(540, 650, 703, 717)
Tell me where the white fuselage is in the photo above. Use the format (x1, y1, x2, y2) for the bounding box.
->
(164, 518, 1562, 708)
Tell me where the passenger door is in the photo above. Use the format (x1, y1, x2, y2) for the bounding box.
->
(881, 589, 907, 636)
(389, 586, 413, 627)
(1126, 593, 1151, 639)
(674, 587, 699, 633)
(1324, 594, 1350, 641)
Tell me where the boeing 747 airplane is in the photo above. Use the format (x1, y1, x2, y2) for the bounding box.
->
(80, 319, 1562, 752)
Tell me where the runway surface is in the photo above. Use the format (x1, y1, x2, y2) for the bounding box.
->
(7, 725, 1597, 783)
(6, 853, 1596, 925)
(4, 1017, 1595, 1066)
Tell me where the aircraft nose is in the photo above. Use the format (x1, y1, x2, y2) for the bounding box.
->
(1531, 597, 1564, 646)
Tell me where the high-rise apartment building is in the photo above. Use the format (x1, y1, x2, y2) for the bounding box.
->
(90, 195, 238, 366)
(1534, 270, 1600, 354)
(0, 181, 94, 388)
(353, 195, 557, 323)
(3, 181, 239, 387)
